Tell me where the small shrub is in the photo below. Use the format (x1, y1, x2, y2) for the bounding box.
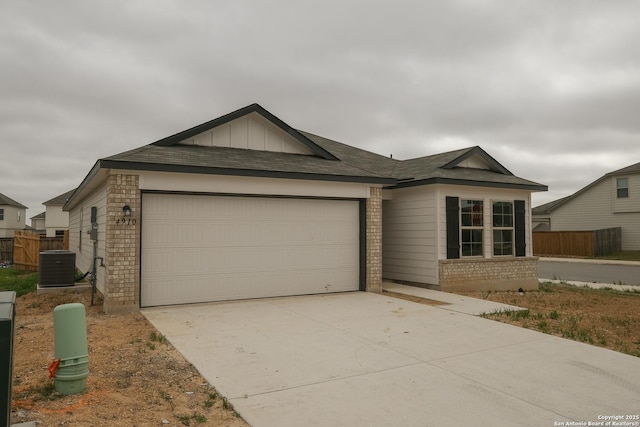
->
(537, 321, 549, 333)
(150, 331, 167, 344)
(222, 397, 230, 410)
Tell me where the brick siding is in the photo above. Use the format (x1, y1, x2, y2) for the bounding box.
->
(104, 174, 140, 313)
(439, 257, 539, 292)
(366, 187, 382, 292)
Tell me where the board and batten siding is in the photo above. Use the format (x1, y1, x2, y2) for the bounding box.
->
(67, 184, 107, 293)
(382, 186, 439, 285)
(544, 175, 640, 250)
(179, 112, 314, 155)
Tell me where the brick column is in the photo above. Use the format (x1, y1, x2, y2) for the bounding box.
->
(104, 174, 140, 313)
(366, 186, 382, 292)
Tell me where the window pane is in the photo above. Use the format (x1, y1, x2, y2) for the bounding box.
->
(493, 202, 513, 227)
(462, 200, 483, 226)
(462, 229, 483, 257)
(493, 230, 513, 256)
(617, 178, 629, 199)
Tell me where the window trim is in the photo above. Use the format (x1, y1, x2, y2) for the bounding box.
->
(492, 201, 514, 257)
(460, 199, 484, 257)
(616, 177, 629, 199)
(0, 208, 4, 221)
(446, 197, 527, 259)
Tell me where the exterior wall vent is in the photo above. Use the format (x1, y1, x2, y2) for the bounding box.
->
(39, 250, 76, 287)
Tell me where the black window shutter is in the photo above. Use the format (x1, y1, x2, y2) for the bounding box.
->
(446, 197, 460, 259)
(514, 200, 526, 257)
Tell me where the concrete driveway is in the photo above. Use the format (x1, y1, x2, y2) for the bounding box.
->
(142, 288, 640, 427)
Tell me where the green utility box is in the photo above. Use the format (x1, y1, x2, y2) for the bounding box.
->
(0, 291, 16, 427)
(53, 303, 89, 395)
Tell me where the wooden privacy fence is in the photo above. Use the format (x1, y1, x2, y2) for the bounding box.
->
(533, 227, 621, 258)
(11, 231, 67, 271)
(13, 231, 41, 271)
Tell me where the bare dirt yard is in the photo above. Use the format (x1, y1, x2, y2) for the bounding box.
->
(10, 288, 248, 426)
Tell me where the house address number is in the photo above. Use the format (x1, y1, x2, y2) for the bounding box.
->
(115, 217, 137, 225)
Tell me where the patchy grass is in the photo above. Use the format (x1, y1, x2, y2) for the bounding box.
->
(0, 267, 38, 296)
(461, 282, 640, 357)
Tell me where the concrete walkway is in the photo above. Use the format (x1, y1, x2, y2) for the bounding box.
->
(143, 291, 640, 427)
(382, 282, 525, 314)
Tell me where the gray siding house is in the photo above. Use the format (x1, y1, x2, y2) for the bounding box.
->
(0, 193, 27, 238)
(532, 162, 640, 250)
(64, 104, 546, 313)
(43, 189, 74, 237)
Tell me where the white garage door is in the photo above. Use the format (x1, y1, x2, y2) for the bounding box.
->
(141, 193, 360, 307)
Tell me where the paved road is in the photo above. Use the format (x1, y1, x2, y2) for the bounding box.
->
(539, 259, 640, 286)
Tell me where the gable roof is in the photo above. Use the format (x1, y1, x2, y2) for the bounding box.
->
(531, 196, 571, 215)
(533, 161, 640, 214)
(66, 104, 546, 210)
(44, 189, 76, 206)
(31, 211, 46, 220)
(0, 193, 27, 209)
(389, 146, 544, 190)
(152, 103, 339, 160)
(301, 133, 546, 191)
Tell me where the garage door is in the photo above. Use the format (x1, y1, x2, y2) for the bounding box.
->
(141, 193, 360, 307)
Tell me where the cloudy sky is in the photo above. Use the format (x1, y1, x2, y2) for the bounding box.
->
(2, 1, 639, 219)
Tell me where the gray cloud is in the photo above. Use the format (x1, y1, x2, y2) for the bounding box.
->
(1, 0, 639, 215)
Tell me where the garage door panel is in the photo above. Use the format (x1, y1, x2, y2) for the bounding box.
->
(141, 194, 360, 307)
(143, 245, 358, 275)
(143, 267, 360, 305)
(144, 220, 357, 246)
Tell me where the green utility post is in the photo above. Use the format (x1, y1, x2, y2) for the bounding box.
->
(0, 291, 16, 426)
(53, 303, 89, 395)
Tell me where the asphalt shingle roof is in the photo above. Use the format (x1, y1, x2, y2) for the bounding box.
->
(303, 131, 545, 189)
(101, 128, 546, 190)
(102, 143, 394, 183)
(67, 103, 547, 211)
(0, 192, 27, 209)
(44, 189, 76, 206)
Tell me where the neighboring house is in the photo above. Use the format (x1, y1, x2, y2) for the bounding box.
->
(64, 104, 547, 313)
(532, 162, 640, 250)
(30, 212, 46, 234)
(0, 193, 27, 238)
(43, 189, 74, 237)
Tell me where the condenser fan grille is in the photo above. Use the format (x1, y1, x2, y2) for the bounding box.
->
(39, 250, 75, 287)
